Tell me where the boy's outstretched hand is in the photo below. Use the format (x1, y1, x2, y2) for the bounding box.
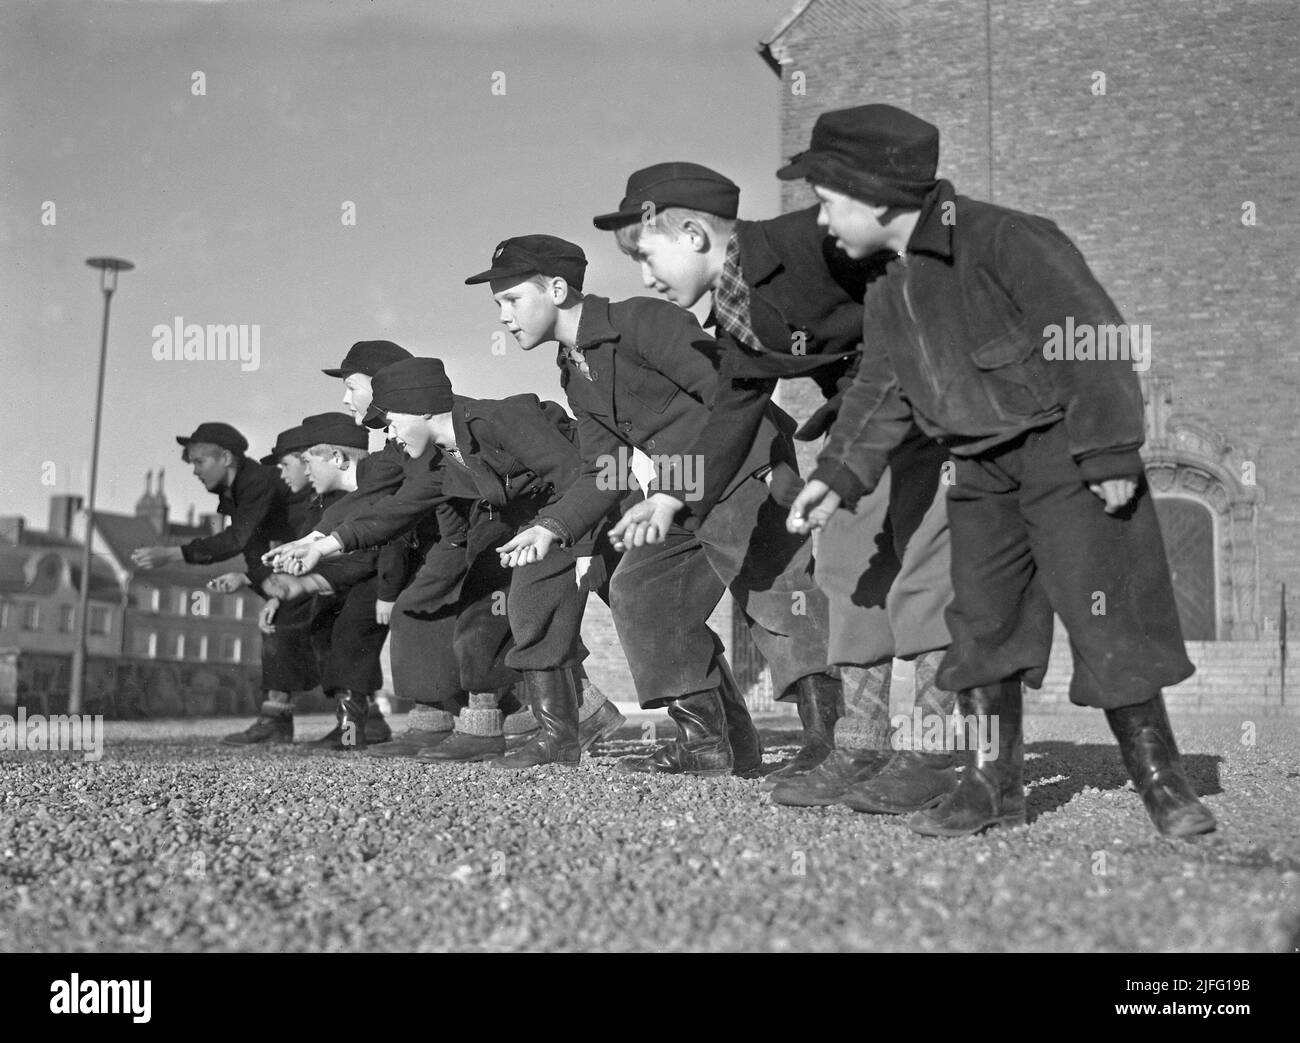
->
(498, 526, 555, 568)
(258, 597, 280, 635)
(207, 572, 249, 593)
(609, 493, 681, 550)
(1089, 477, 1138, 514)
(787, 479, 841, 535)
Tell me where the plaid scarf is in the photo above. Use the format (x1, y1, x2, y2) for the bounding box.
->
(712, 234, 761, 352)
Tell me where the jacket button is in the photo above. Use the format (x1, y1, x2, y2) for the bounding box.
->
(647, 439, 656, 450)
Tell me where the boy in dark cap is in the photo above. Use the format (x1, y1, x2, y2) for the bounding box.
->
(257, 412, 396, 749)
(595, 162, 959, 811)
(132, 422, 304, 738)
(785, 103, 1215, 838)
(269, 358, 624, 764)
(468, 235, 828, 778)
(212, 421, 323, 745)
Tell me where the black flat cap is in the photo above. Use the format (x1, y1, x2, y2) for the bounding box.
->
(464, 235, 587, 290)
(260, 424, 313, 465)
(298, 411, 369, 450)
(776, 104, 940, 208)
(592, 162, 740, 230)
(370, 357, 455, 417)
(176, 422, 248, 457)
(322, 340, 413, 379)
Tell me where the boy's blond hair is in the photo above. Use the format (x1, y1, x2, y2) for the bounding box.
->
(612, 206, 736, 254)
(304, 443, 369, 465)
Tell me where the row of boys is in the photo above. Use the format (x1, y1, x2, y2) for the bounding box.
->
(135, 103, 1216, 839)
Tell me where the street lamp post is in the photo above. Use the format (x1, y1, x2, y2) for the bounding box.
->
(69, 256, 135, 715)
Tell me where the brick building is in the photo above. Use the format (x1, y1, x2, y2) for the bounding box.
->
(758, 0, 1298, 691)
(0, 517, 123, 658)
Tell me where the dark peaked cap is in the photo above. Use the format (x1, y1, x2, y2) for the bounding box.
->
(592, 161, 740, 229)
(464, 235, 587, 290)
(299, 412, 369, 450)
(176, 422, 249, 457)
(322, 340, 413, 379)
(260, 424, 313, 465)
(370, 357, 456, 416)
(777, 103, 940, 208)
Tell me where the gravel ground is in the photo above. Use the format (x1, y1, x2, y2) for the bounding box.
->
(1, 709, 1297, 952)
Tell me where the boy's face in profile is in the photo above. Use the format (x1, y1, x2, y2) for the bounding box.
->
(385, 411, 432, 458)
(185, 443, 231, 492)
(812, 184, 890, 259)
(624, 226, 712, 308)
(490, 276, 560, 351)
(276, 452, 310, 493)
(304, 448, 344, 494)
(342, 373, 374, 425)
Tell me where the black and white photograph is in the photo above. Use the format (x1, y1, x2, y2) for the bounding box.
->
(1, 0, 1297, 980)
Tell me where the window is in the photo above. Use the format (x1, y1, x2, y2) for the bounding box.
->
(161, 632, 184, 660)
(219, 635, 242, 662)
(232, 596, 245, 621)
(173, 590, 189, 616)
(19, 601, 39, 631)
(189, 634, 208, 661)
(1154, 497, 1217, 641)
(89, 606, 111, 636)
(132, 630, 157, 658)
(58, 605, 75, 633)
(0, 600, 8, 629)
(136, 585, 160, 613)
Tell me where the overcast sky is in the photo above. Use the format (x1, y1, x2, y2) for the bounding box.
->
(1, 0, 794, 529)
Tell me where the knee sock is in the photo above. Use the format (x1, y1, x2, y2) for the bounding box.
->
(835, 662, 894, 753)
(408, 704, 454, 734)
(455, 691, 503, 736)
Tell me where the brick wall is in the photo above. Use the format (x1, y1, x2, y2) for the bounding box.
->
(768, 0, 1300, 621)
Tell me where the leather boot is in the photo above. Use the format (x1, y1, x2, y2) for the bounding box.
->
(489, 670, 581, 770)
(617, 689, 732, 777)
(909, 682, 1025, 837)
(717, 657, 763, 776)
(764, 672, 842, 783)
(222, 701, 293, 746)
(771, 748, 890, 807)
(418, 729, 505, 762)
(365, 700, 393, 744)
(310, 691, 369, 751)
(1105, 693, 1216, 837)
(840, 751, 958, 814)
(369, 704, 454, 759)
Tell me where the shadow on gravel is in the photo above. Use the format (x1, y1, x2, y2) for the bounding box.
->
(1024, 741, 1223, 819)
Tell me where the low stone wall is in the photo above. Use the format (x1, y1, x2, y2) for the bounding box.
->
(0, 648, 336, 719)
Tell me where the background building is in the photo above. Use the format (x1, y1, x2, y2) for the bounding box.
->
(758, 0, 1297, 707)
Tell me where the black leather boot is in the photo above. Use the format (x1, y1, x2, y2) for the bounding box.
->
(841, 750, 958, 814)
(764, 672, 842, 783)
(365, 699, 392, 744)
(909, 682, 1025, 837)
(771, 748, 891, 807)
(489, 670, 581, 770)
(717, 657, 763, 776)
(617, 689, 733, 777)
(1105, 693, 1216, 837)
(310, 690, 369, 751)
(221, 701, 294, 746)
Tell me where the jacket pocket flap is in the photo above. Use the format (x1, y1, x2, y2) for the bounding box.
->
(971, 322, 1034, 369)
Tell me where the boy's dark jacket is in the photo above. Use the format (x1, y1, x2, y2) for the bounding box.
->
(541, 294, 797, 542)
(331, 393, 584, 612)
(677, 206, 894, 517)
(813, 181, 1146, 505)
(181, 456, 294, 582)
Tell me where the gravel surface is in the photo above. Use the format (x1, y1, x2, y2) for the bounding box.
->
(1, 710, 1297, 952)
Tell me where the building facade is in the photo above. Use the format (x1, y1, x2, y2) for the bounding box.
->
(759, 0, 1299, 651)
